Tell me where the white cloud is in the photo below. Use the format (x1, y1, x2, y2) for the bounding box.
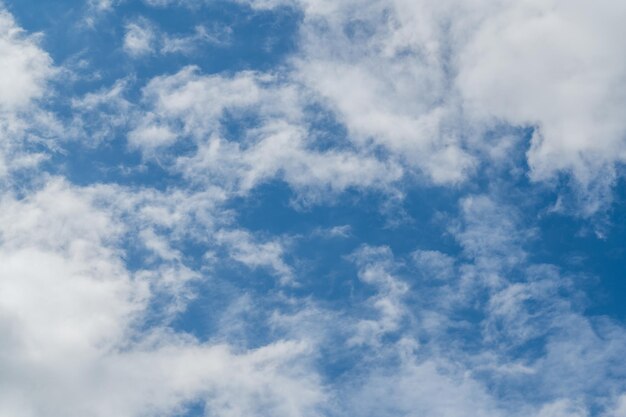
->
(0, 8, 55, 180)
(451, 195, 626, 410)
(312, 224, 352, 238)
(295, 57, 475, 185)
(0, 176, 328, 417)
(124, 0, 626, 209)
(128, 66, 403, 198)
(349, 360, 503, 417)
(132, 66, 263, 142)
(128, 121, 177, 151)
(88, 0, 118, 12)
(142, 0, 190, 6)
(216, 229, 295, 285)
(348, 246, 409, 347)
(4, 3, 626, 416)
(123, 19, 156, 56)
(0, 11, 52, 112)
(456, 0, 626, 185)
(412, 250, 456, 281)
(123, 17, 231, 58)
(160, 24, 232, 54)
(235, 0, 626, 209)
(70, 78, 133, 143)
(609, 395, 626, 417)
(286, 0, 479, 185)
(175, 122, 403, 199)
(345, 193, 626, 416)
(535, 400, 588, 417)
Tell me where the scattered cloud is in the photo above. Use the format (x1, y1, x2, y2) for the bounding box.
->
(123, 18, 156, 57)
(2, 2, 626, 417)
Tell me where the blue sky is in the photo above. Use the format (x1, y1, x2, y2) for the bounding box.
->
(1, 0, 626, 416)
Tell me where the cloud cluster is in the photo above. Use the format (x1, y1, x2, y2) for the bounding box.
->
(3, 1, 626, 416)
(0, 177, 328, 417)
(0, 18, 323, 409)
(127, 66, 403, 199)
(339, 195, 626, 417)
(118, 0, 626, 214)
(236, 0, 626, 207)
(0, 10, 56, 180)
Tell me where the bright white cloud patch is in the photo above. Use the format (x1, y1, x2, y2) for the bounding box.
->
(0, 11, 51, 111)
(457, 0, 626, 181)
(0, 178, 327, 417)
(0, 9, 54, 179)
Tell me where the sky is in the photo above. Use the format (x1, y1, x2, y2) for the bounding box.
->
(1, 0, 626, 416)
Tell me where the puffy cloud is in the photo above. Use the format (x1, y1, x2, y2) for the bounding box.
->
(130, 66, 264, 145)
(4, 2, 626, 416)
(348, 245, 409, 347)
(176, 122, 403, 198)
(123, 18, 156, 57)
(0, 177, 327, 417)
(293, 42, 475, 185)
(5, 179, 624, 415)
(127, 0, 626, 207)
(457, 0, 626, 185)
(0, 9, 55, 180)
(236, 0, 626, 208)
(0, 11, 52, 112)
(283, 0, 481, 185)
(216, 229, 295, 285)
(129, 66, 403, 197)
(86, 0, 626, 209)
(609, 395, 626, 417)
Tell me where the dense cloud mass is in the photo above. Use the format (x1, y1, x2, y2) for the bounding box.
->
(1, 0, 626, 416)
